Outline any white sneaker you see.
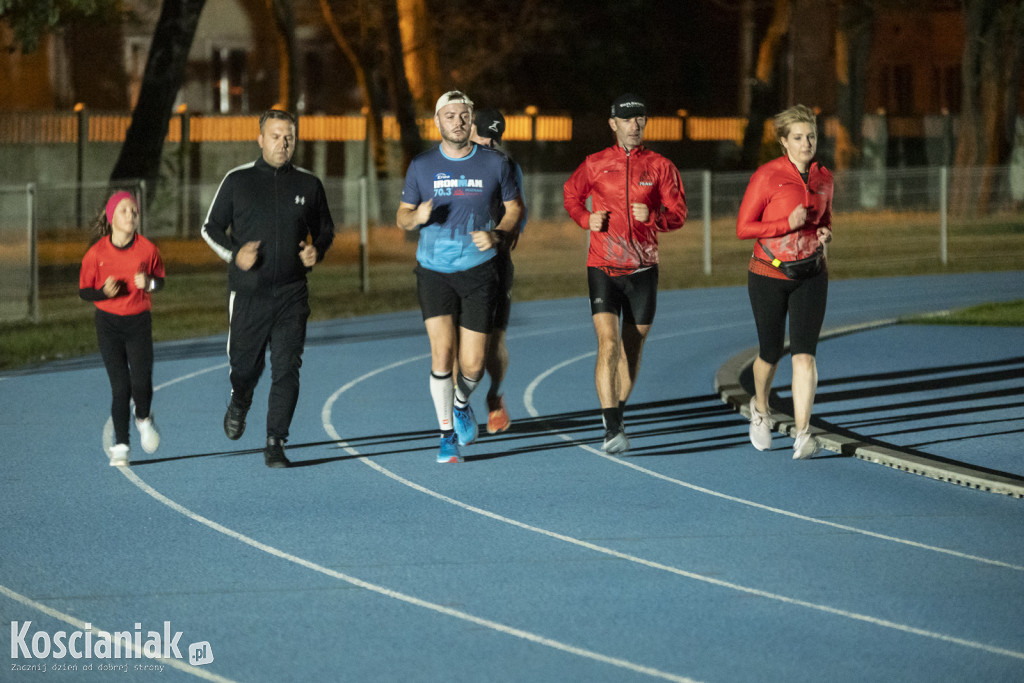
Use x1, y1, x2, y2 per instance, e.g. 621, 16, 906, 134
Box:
109, 443, 130, 467
793, 428, 821, 460
748, 397, 772, 451
602, 429, 630, 455
135, 415, 161, 454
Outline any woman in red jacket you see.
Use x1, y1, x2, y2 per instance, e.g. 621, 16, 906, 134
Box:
79, 191, 165, 466
736, 105, 833, 459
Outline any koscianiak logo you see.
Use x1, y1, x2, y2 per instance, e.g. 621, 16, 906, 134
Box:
10, 621, 213, 673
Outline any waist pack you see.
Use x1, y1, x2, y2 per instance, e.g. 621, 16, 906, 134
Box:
757, 241, 823, 280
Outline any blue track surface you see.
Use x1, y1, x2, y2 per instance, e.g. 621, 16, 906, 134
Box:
2, 272, 1023, 682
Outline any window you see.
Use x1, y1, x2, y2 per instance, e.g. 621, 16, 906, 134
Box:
212, 47, 248, 113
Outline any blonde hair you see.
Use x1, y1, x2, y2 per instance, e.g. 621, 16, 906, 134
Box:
773, 104, 817, 142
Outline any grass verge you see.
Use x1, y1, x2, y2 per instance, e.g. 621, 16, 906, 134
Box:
906, 300, 1024, 326
2, 215, 1022, 371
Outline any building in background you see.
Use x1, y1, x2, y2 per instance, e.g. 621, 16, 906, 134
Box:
0, 0, 352, 115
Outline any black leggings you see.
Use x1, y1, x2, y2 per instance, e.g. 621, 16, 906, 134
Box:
96, 309, 154, 446
747, 268, 828, 365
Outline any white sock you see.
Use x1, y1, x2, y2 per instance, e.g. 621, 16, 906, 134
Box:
430, 371, 454, 431
455, 372, 481, 408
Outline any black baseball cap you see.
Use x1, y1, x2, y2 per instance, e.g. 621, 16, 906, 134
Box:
473, 108, 506, 142
610, 93, 647, 119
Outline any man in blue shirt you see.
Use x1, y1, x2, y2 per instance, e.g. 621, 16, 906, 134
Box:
397, 91, 523, 463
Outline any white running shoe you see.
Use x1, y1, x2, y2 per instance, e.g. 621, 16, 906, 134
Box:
748, 397, 772, 451
602, 429, 630, 455
793, 428, 821, 460
135, 415, 161, 454
109, 443, 130, 467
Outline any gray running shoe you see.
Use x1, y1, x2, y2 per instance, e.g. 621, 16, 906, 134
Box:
748, 397, 772, 451
792, 428, 821, 460
602, 429, 630, 455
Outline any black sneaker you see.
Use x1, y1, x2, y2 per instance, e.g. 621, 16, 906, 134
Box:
264, 436, 290, 468
223, 395, 250, 440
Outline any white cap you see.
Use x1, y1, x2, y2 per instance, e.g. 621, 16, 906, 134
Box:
434, 90, 474, 115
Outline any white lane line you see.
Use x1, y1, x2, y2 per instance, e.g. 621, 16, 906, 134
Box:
116, 461, 699, 682
99, 358, 697, 683
523, 346, 1024, 573
155, 363, 230, 390
320, 358, 1024, 662
0, 584, 236, 682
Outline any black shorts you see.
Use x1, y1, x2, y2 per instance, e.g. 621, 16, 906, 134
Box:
416, 259, 499, 334
491, 247, 514, 331
747, 267, 829, 364
587, 265, 658, 325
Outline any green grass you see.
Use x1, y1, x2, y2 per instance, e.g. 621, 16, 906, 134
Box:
2, 213, 1022, 371
907, 299, 1024, 327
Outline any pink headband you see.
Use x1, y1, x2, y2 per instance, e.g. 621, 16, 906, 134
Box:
105, 191, 137, 225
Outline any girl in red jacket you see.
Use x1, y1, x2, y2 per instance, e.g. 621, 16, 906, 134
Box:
736, 105, 834, 460
79, 191, 165, 466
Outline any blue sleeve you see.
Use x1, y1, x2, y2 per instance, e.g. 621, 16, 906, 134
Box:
499, 157, 518, 203
515, 162, 528, 230
400, 158, 424, 206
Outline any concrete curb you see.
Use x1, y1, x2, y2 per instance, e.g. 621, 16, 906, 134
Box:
714, 319, 1024, 499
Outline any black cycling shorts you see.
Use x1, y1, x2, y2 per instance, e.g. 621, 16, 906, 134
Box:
416, 259, 498, 334
747, 267, 828, 364
587, 265, 658, 325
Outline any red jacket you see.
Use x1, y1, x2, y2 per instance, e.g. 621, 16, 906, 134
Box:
564, 144, 687, 275
736, 155, 833, 269
79, 234, 165, 316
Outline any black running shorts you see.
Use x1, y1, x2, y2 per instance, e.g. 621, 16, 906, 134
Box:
587, 265, 659, 325
491, 247, 514, 331
416, 259, 499, 334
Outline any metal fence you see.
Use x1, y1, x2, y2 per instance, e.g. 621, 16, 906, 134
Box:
2, 165, 1021, 323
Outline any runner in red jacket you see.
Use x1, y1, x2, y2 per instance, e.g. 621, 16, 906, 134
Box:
564, 93, 687, 454
79, 191, 165, 466
736, 104, 834, 460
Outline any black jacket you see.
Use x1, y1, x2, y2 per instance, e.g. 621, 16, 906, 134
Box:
202, 156, 335, 295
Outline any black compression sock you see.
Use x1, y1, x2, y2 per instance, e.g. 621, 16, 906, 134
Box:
602, 407, 622, 434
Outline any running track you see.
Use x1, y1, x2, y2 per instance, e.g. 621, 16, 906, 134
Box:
2, 272, 1022, 682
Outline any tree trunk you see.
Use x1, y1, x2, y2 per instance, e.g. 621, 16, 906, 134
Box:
109, 0, 206, 195
381, 0, 422, 173
834, 0, 874, 170
738, 0, 756, 117
267, 0, 298, 113
740, 0, 790, 169
317, 0, 388, 178
952, 0, 1024, 216
396, 0, 441, 112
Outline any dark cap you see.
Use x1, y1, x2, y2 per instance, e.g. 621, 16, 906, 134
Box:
610, 93, 646, 119
473, 108, 506, 142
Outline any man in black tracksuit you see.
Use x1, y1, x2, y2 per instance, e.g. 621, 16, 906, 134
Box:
201, 109, 335, 468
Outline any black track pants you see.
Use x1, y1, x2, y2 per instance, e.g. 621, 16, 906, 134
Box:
227, 281, 310, 440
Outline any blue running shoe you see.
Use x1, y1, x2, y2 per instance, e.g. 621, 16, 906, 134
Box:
437, 431, 463, 463
453, 404, 478, 446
